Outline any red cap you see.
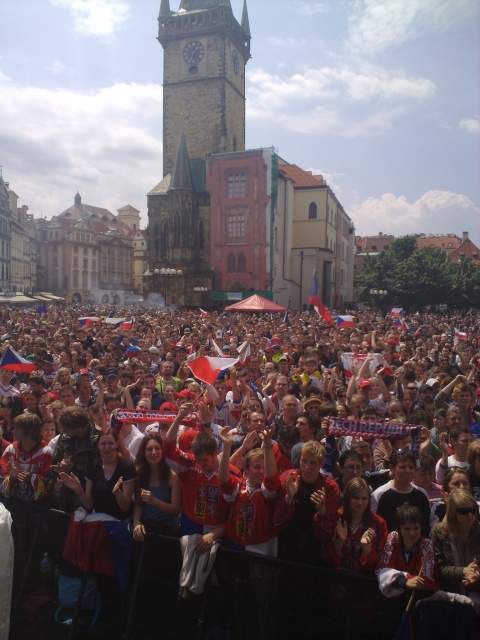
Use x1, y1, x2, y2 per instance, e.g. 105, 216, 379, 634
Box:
358, 378, 372, 389
159, 401, 178, 413
177, 389, 196, 400
178, 428, 198, 453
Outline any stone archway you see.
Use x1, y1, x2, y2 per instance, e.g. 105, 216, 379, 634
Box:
112, 294, 121, 305
101, 294, 109, 304
71, 292, 82, 304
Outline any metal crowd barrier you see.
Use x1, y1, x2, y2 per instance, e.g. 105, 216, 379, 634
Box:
3, 499, 404, 640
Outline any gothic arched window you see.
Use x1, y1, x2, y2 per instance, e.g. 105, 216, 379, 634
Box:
227, 253, 236, 273
237, 252, 246, 273
308, 202, 318, 220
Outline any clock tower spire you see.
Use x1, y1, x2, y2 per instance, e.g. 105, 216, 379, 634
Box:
158, 0, 250, 176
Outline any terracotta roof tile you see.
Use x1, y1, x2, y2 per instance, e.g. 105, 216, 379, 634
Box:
279, 163, 325, 189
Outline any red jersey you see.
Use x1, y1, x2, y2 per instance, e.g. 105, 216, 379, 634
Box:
0, 440, 52, 501
377, 530, 438, 597
222, 475, 280, 553
164, 440, 229, 530
327, 511, 388, 572
272, 442, 293, 474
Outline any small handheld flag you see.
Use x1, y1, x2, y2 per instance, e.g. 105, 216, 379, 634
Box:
79, 317, 100, 327
187, 355, 240, 385
335, 315, 356, 329
308, 295, 334, 325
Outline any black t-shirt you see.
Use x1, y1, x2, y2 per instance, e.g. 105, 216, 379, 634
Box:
86, 458, 136, 520
374, 482, 431, 536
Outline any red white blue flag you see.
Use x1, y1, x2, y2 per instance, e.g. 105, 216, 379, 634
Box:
0, 346, 37, 373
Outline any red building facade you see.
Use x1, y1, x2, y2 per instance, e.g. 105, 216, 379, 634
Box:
207, 149, 273, 295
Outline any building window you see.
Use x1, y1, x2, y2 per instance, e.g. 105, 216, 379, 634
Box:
237, 252, 247, 273
308, 202, 318, 219
226, 172, 247, 198
227, 253, 236, 273
225, 208, 247, 242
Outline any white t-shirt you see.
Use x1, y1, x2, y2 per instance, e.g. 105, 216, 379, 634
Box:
122, 425, 144, 460
435, 455, 469, 484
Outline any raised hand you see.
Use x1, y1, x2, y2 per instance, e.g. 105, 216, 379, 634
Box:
58, 471, 82, 494
242, 429, 260, 452
259, 427, 273, 448
310, 487, 327, 514
360, 527, 375, 554
439, 431, 449, 457
112, 475, 124, 495
220, 425, 235, 447
286, 471, 300, 503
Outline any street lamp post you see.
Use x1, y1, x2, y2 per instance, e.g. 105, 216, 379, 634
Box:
152, 268, 184, 306
369, 288, 388, 308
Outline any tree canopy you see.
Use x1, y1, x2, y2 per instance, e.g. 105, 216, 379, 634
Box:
355, 236, 480, 308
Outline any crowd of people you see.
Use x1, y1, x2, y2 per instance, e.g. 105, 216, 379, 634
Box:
0, 304, 479, 638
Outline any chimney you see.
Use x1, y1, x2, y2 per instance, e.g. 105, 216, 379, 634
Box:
462, 231, 469, 242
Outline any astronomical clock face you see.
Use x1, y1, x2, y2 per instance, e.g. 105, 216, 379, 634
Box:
183, 40, 205, 67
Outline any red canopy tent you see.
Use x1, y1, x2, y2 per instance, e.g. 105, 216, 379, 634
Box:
225, 294, 287, 313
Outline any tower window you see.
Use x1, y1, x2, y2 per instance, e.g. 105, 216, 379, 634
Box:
226, 172, 247, 198
308, 202, 318, 219
225, 208, 247, 242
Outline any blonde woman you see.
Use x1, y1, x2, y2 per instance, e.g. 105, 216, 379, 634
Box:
432, 488, 480, 610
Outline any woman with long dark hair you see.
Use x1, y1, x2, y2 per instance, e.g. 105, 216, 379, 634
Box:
328, 477, 387, 572
132, 435, 180, 541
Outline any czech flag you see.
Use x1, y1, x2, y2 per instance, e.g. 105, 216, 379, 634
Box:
126, 344, 142, 356
308, 295, 334, 325
120, 318, 134, 332
187, 355, 240, 385
79, 317, 100, 327
104, 317, 126, 326
336, 315, 356, 329
199, 308, 209, 317
454, 328, 468, 344
391, 307, 404, 318
393, 318, 408, 332
0, 346, 37, 373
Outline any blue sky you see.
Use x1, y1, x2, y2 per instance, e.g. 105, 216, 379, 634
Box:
0, 0, 479, 242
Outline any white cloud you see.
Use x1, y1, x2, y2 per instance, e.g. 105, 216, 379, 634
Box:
50, 0, 130, 37
47, 59, 70, 76
351, 190, 480, 243
298, 1, 328, 15
0, 73, 163, 224
347, 0, 478, 56
459, 117, 480, 135
247, 64, 434, 136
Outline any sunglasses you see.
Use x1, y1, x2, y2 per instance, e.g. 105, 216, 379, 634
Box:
456, 507, 478, 516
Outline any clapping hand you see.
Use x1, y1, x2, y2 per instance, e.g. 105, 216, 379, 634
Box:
286, 472, 300, 504
360, 528, 375, 555
310, 487, 326, 515
112, 476, 124, 495
58, 471, 82, 494
140, 489, 154, 505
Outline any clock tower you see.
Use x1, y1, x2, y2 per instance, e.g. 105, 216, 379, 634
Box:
158, 0, 251, 176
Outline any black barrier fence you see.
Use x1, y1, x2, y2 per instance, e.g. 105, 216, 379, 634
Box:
1, 499, 424, 640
